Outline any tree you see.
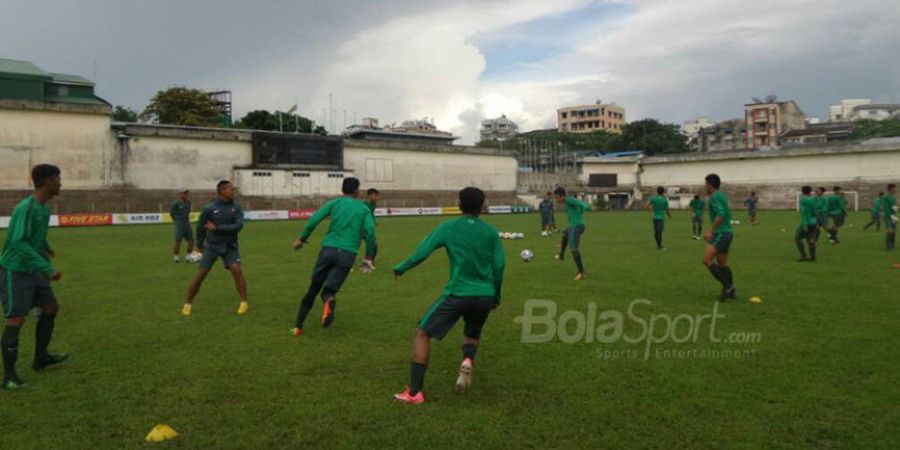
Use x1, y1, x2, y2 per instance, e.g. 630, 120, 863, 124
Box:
852, 117, 900, 140
232, 109, 326, 134
111, 105, 138, 122
608, 119, 688, 155
140, 87, 222, 127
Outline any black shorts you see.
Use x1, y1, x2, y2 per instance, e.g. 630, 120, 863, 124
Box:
310, 246, 357, 295
419, 295, 495, 340
1, 268, 58, 318
199, 242, 241, 270
795, 224, 817, 241
653, 218, 665, 234
748, 209, 757, 218
692, 215, 703, 226
564, 224, 585, 250
831, 214, 845, 227
174, 221, 193, 242
816, 213, 827, 227
710, 232, 733, 253
886, 216, 897, 231
541, 214, 555, 227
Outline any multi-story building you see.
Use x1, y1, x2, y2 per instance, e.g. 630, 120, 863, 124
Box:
557, 100, 625, 134
480, 114, 519, 141
744, 100, 806, 148
851, 104, 900, 121
342, 117, 458, 145
682, 116, 711, 141
691, 119, 746, 152
829, 99, 871, 122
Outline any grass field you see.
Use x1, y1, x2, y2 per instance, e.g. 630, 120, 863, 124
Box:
0, 210, 898, 449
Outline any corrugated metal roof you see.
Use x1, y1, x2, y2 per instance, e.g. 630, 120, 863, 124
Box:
0, 58, 52, 81
50, 72, 94, 86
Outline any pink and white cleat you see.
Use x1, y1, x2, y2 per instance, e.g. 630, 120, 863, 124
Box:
393, 387, 425, 404
455, 357, 473, 393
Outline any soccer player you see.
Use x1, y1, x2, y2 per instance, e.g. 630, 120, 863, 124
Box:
553, 187, 591, 281
702, 174, 736, 301
363, 188, 380, 263
647, 186, 672, 249
744, 192, 759, 226
814, 187, 828, 240
796, 186, 819, 262
539, 192, 556, 235
1, 164, 68, 390
392, 187, 504, 404
291, 177, 375, 335
826, 186, 846, 244
884, 183, 897, 250
689, 194, 705, 239
170, 189, 194, 263
863, 192, 883, 231
181, 180, 248, 316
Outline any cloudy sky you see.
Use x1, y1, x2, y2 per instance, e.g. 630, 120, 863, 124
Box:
2, 0, 898, 143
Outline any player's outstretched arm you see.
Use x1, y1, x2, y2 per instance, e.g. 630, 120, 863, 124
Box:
298, 199, 334, 243
393, 225, 446, 276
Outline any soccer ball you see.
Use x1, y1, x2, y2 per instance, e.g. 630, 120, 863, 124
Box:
520, 249, 534, 262
514, 233, 524, 240
502, 232, 511, 240
541, 231, 549, 237
498, 231, 504, 238
186, 252, 202, 263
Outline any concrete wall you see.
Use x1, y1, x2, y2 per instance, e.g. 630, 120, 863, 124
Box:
343, 141, 517, 192
579, 158, 639, 186
125, 135, 251, 190
234, 169, 352, 197
0, 103, 117, 189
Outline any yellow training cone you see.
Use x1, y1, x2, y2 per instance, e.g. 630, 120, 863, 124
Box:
145, 424, 178, 442
749, 296, 762, 303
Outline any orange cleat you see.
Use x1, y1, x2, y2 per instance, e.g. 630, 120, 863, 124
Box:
291, 327, 303, 337
575, 272, 585, 281
455, 357, 473, 393
393, 387, 425, 404
321, 298, 335, 328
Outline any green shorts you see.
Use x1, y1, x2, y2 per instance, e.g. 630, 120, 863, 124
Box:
1, 268, 58, 318
710, 232, 733, 253
419, 295, 495, 341
199, 243, 241, 270
174, 221, 193, 242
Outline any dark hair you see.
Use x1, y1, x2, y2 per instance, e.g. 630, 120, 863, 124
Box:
802, 185, 812, 194
888, 183, 896, 190
656, 186, 664, 195
342, 177, 360, 194
216, 180, 232, 193
833, 186, 841, 192
32, 164, 61, 188
705, 174, 721, 189
817, 187, 826, 193
878, 191, 884, 196
553, 187, 566, 197
545, 191, 552, 196
694, 194, 700, 199
366, 188, 379, 196
751, 191, 756, 196
459, 187, 485, 215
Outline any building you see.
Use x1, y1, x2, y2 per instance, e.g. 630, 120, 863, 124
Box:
342, 117, 459, 145
781, 122, 854, 145
207, 90, 232, 126
557, 100, 625, 134
480, 114, 519, 141
0, 57, 109, 108
692, 119, 746, 152
744, 99, 806, 148
682, 116, 711, 140
829, 99, 871, 122
852, 104, 900, 121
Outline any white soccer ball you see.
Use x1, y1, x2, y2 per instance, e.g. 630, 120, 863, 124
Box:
541, 231, 549, 237
515, 232, 524, 239
893, 205, 898, 212
498, 231, 504, 238
502, 232, 511, 240
187, 252, 202, 263
520, 249, 534, 262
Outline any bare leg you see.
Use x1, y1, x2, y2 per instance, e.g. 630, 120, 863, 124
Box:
186, 240, 195, 254
173, 240, 181, 256
229, 263, 248, 302
185, 268, 210, 305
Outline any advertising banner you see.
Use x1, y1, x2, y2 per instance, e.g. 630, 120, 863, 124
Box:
58, 213, 113, 227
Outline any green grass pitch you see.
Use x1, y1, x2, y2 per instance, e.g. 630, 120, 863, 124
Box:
1, 210, 898, 448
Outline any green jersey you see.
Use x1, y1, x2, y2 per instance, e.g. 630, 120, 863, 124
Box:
827, 194, 845, 216
0, 196, 55, 276
563, 196, 591, 226
799, 195, 818, 226
871, 197, 882, 215
815, 195, 828, 214
650, 195, 669, 220
300, 196, 376, 257
689, 198, 705, 217
170, 199, 191, 223
394, 215, 505, 302
363, 199, 377, 224
883, 194, 897, 218
708, 191, 733, 234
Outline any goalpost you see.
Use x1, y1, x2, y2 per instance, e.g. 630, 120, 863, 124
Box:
796, 191, 858, 212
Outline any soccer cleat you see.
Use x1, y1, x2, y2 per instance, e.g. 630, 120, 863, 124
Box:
173, 255, 180, 263
181, 303, 192, 316
393, 387, 425, 404
32, 353, 69, 371
321, 298, 335, 328
2, 377, 24, 390
291, 327, 303, 337
718, 286, 737, 302
574, 273, 585, 281
237, 301, 249, 315
455, 357, 473, 393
